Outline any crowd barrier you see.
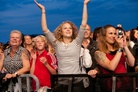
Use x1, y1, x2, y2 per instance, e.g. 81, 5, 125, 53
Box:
51, 72, 138, 92
6, 73, 138, 92
8, 74, 40, 92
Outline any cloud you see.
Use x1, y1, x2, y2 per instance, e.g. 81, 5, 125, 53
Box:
0, 0, 138, 43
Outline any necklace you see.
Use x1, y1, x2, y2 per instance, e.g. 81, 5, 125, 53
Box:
62, 42, 69, 49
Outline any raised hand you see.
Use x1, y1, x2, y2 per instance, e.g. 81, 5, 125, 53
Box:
34, 0, 48, 33
34, 0, 45, 11
115, 36, 124, 48
84, 0, 90, 5
40, 57, 48, 66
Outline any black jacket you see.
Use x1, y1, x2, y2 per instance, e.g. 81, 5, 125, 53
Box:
132, 42, 138, 66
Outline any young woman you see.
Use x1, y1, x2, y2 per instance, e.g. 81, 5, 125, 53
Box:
94, 25, 135, 92
129, 28, 138, 49
23, 35, 34, 53
34, 0, 90, 91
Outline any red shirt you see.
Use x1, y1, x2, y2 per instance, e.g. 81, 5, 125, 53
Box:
99, 52, 127, 74
30, 50, 57, 89
99, 51, 130, 91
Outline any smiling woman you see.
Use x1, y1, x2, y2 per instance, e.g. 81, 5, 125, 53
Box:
34, 0, 90, 91
0, 30, 30, 91
93, 24, 135, 92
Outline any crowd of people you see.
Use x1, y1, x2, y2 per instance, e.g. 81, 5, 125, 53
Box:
0, 0, 138, 92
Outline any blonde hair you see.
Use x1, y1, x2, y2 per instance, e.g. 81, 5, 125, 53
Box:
33, 35, 48, 48
54, 21, 78, 42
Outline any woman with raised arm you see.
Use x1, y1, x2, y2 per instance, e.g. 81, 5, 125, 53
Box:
34, 0, 90, 92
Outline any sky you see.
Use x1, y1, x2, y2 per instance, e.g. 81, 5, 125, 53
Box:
0, 0, 138, 43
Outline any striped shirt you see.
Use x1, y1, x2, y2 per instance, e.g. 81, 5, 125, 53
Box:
44, 26, 86, 74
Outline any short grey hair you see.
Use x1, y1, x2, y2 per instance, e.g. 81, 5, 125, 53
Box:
10, 30, 23, 39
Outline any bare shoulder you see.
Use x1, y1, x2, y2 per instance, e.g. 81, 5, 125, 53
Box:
21, 49, 30, 60
94, 50, 106, 62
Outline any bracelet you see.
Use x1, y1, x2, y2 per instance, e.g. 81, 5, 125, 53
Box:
117, 47, 123, 52
14, 72, 19, 77
42, 12, 45, 14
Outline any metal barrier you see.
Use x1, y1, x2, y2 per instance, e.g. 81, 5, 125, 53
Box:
8, 74, 40, 92
51, 72, 138, 92
6, 73, 138, 92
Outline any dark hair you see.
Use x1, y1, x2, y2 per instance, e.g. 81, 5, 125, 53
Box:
130, 28, 138, 43
93, 27, 102, 41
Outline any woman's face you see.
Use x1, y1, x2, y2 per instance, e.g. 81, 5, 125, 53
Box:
24, 35, 32, 45
134, 30, 138, 39
105, 27, 116, 45
61, 23, 73, 39
84, 25, 91, 39
10, 33, 22, 47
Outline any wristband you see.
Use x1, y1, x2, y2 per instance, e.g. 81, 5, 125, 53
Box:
42, 12, 45, 14
117, 48, 123, 52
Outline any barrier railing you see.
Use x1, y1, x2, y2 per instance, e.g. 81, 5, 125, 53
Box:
8, 74, 40, 92
51, 72, 138, 92
6, 73, 138, 92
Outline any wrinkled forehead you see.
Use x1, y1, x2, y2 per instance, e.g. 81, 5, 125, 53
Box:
10, 30, 22, 39
10, 32, 22, 38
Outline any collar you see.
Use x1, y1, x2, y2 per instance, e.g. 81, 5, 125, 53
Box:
6, 46, 22, 55
36, 49, 48, 56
